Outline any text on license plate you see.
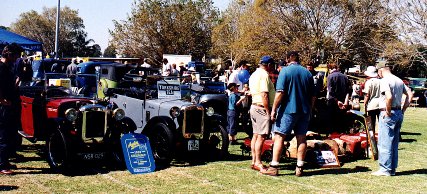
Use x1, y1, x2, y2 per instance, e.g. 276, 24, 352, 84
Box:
188, 140, 199, 151
78, 152, 105, 160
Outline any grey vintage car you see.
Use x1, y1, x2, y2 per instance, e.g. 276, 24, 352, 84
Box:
107, 76, 229, 168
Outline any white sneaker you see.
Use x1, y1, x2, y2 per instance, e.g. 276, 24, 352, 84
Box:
371, 170, 391, 176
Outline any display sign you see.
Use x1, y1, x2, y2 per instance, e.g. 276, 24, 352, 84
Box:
121, 133, 156, 174
157, 80, 181, 99
48, 78, 71, 88
315, 150, 340, 168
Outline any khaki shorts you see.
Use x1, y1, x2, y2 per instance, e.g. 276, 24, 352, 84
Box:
250, 105, 270, 135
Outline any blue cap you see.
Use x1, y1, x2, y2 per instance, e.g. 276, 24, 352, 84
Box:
260, 56, 274, 65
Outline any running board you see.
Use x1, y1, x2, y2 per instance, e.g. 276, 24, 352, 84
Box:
18, 130, 37, 143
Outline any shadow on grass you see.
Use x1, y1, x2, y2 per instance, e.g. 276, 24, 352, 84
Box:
399, 139, 417, 143
396, 168, 427, 176
0, 185, 19, 191
400, 132, 422, 136
279, 166, 371, 176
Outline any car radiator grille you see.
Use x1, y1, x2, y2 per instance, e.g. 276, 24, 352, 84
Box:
183, 107, 204, 135
82, 111, 107, 138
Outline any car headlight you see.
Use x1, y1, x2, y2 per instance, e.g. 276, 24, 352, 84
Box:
65, 108, 78, 122
170, 107, 180, 118
206, 107, 214, 116
112, 108, 125, 121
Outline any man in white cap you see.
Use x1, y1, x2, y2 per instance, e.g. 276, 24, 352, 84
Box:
363, 66, 381, 135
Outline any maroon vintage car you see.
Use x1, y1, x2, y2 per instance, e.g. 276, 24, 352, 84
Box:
18, 74, 134, 173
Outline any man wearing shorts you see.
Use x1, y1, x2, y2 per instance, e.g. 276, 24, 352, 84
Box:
261, 51, 315, 176
248, 56, 275, 171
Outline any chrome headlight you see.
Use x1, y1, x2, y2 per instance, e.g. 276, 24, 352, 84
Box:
112, 108, 125, 121
206, 107, 214, 116
65, 108, 78, 122
170, 106, 180, 118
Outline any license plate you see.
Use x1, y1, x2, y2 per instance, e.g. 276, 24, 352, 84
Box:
78, 152, 105, 160
188, 140, 199, 151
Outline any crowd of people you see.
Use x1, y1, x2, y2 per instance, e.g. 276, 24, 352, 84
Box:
224, 51, 411, 177
0, 43, 414, 177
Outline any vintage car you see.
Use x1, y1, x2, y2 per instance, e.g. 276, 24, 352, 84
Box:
18, 73, 133, 173
31, 59, 71, 86
105, 73, 229, 168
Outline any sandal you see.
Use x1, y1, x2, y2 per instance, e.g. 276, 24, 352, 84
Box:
251, 164, 267, 171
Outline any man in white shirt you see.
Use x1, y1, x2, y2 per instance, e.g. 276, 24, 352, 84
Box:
228, 61, 250, 91
140, 58, 151, 68
162, 58, 171, 76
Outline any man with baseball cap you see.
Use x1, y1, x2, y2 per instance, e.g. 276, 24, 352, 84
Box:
248, 56, 275, 171
261, 51, 315, 176
372, 63, 410, 176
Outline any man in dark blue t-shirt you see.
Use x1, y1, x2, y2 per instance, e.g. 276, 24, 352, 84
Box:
326, 63, 352, 133
261, 51, 315, 177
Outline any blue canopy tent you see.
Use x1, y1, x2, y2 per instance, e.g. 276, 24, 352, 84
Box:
0, 28, 43, 52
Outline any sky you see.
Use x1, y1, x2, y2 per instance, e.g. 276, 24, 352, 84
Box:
0, 0, 231, 52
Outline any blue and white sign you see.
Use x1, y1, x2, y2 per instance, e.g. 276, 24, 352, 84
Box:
121, 133, 156, 174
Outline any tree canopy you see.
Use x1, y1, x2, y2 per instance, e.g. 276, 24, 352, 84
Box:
10, 6, 100, 57
110, 0, 219, 65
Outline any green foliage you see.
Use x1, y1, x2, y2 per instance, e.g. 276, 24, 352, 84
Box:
103, 44, 117, 58
110, 0, 219, 64
10, 6, 96, 57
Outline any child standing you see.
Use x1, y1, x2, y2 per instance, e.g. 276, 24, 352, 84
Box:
227, 83, 245, 145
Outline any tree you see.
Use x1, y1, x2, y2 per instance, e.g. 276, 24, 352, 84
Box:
103, 44, 117, 57
11, 6, 94, 57
110, 0, 219, 65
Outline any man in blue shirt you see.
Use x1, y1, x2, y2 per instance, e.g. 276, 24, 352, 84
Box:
261, 51, 315, 177
326, 63, 352, 133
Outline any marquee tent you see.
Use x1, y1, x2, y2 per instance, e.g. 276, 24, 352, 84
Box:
0, 28, 42, 51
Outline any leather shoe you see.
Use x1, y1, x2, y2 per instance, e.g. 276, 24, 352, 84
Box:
0, 169, 14, 175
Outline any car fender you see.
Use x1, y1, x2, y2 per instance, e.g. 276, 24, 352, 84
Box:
144, 116, 176, 134
205, 113, 226, 132
45, 118, 74, 140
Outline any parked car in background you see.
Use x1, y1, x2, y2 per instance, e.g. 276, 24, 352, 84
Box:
32, 59, 70, 86
407, 77, 427, 106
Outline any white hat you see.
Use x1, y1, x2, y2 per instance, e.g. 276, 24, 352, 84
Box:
364, 66, 378, 78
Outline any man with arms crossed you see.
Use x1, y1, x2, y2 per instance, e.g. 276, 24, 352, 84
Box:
248, 56, 275, 171
261, 51, 315, 176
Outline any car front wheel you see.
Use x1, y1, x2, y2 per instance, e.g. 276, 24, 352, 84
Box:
143, 123, 174, 169
204, 124, 229, 160
46, 129, 71, 173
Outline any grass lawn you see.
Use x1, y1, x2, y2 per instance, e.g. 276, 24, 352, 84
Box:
1, 107, 426, 193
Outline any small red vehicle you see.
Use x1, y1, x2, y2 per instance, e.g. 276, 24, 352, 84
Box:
18, 73, 134, 173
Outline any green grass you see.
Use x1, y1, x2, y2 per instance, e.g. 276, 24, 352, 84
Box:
2, 108, 427, 193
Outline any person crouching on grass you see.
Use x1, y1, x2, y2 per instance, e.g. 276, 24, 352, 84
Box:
227, 83, 246, 145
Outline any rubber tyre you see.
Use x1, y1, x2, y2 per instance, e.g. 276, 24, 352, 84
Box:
46, 129, 71, 173
143, 123, 174, 169
204, 124, 229, 160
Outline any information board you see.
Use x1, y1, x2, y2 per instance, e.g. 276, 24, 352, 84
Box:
315, 150, 341, 168
121, 133, 156, 174
157, 80, 181, 99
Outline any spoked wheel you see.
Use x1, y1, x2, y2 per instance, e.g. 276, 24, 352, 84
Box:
204, 124, 229, 160
143, 123, 174, 169
46, 129, 71, 173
